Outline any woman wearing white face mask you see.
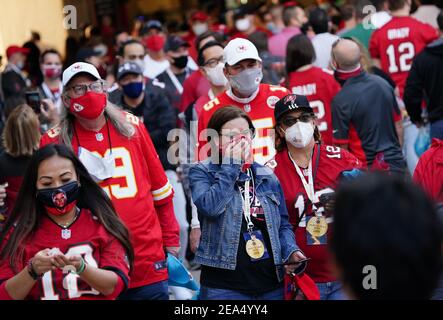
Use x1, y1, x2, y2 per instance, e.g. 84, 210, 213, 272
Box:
267, 94, 363, 300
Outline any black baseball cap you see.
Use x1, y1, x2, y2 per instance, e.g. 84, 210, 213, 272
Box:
164, 36, 190, 52
117, 61, 143, 81
274, 94, 313, 121
76, 47, 102, 62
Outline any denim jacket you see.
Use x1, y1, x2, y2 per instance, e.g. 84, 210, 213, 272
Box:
189, 160, 302, 282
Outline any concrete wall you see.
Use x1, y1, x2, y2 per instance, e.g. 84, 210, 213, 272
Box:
0, 0, 67, 61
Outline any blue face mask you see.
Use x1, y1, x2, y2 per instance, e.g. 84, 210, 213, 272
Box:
122, 82, 144, 99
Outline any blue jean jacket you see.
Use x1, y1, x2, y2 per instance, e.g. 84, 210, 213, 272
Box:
189, 160, 301, 282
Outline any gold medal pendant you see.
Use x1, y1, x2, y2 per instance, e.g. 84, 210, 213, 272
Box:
306, 216, 328, 238
246, 238, 265, 259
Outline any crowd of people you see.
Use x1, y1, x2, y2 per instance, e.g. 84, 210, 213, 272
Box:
0, 0, 442, 300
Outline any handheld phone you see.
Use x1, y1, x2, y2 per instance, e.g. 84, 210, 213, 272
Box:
25, 91, 42, 114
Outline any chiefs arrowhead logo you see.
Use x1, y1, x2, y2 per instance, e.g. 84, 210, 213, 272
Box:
236, 45, 248, 53
73, 103, 84, 112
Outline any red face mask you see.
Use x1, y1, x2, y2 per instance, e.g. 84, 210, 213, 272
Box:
145, 34, 165, 52
45, 201, 77, 217
43, 66, 62, 78
69, 91, 107, 120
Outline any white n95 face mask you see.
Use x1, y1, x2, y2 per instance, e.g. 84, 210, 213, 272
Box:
236, 18, 251, 32
285, 122, 314, 148
205, 62, 228, 87
78, 147, 115, 182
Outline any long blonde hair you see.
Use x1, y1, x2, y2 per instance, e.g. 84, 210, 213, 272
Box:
58, 98, 135, 147
3, 105, 41, 157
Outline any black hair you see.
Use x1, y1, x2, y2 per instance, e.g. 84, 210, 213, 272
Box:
0, 144, 134, 272
331, 173, 443, 299
39, 49, 62, 64
118, 39, 144, 57
286, 34, 316, 73
197, 41, 224, 66
438, 10, 443, 31
195, 31, 225, 50
247, 31, 269, 53
309, 7, 329, 34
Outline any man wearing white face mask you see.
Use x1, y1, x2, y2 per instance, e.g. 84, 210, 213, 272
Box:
194, 41, 228, 116
267, 94, 362, 300
40, 62, 180, 300
197, 38, 290, 165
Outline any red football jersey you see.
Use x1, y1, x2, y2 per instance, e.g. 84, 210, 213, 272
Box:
287, 67, 341, 145
40, 112, 179, 288
369, 16, 438, 97
197, 84, 290, 164
0, 209, 129, 300
413, 138, 443, 203
268, 144, 361, 283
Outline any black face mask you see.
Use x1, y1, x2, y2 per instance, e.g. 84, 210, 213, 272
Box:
172, 55, 188, 69
36, 181, 80, 216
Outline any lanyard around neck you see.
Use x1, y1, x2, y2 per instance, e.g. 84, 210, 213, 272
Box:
239, 168, 255, 231
166, 68, 187, 94
288, 149, 319, 207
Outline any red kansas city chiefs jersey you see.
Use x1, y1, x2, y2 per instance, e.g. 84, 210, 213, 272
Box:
197, 84, 290, 164
41, 112, 179, 288
287, 67, 341, 145
0, 209, 129, 300
268, 144, 361, 282
369, 16, 438, 97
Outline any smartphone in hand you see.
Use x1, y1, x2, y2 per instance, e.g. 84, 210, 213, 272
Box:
25, 91, 42, 114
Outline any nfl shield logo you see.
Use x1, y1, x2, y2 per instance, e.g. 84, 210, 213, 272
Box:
61, 229, 71, 240
95, 133, 104, 141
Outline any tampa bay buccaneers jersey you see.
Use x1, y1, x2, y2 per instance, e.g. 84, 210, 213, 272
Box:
369, 16, 438, 97
40, 112, 179, 288
267, 143, 361, 282
197, 84, 290, 164
287, 67, 341, 145
0, 209, 129, 300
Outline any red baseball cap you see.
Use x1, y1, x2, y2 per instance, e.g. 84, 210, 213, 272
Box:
283, 1, 299, 8
191, 11, 209, 22
6, 45, 30, 59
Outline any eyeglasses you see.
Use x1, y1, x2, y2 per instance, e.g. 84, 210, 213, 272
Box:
67, 81, 107, 96
281, 114, 313, 127
204, 55, 224, 68
220, 128, 255, 140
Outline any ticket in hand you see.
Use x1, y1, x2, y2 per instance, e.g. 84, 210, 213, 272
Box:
48, 248, 63, 257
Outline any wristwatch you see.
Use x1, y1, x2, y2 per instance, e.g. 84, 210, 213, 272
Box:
27, 259, 42, 280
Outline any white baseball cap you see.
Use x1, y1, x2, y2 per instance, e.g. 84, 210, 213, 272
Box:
223, 38, 262, 66
62, 62, 102, 87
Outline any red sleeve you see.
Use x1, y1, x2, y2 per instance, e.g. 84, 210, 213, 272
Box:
369, 31, 380, 59
99, 238, 129, 284
0, 229, 18, 300
138, 123, 180, 247
413, 150, 432, 196
180, 76, 198, 113
341, 147, 365, 170
422, 23, 439, 45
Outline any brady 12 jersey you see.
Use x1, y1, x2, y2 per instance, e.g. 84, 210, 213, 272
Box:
40, 112, 179, 289
287, 67, 341, 145
0, 209, 129, 300
267, 143, 361, 283
197, 84, 290, 164
369, 16, 438, 97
